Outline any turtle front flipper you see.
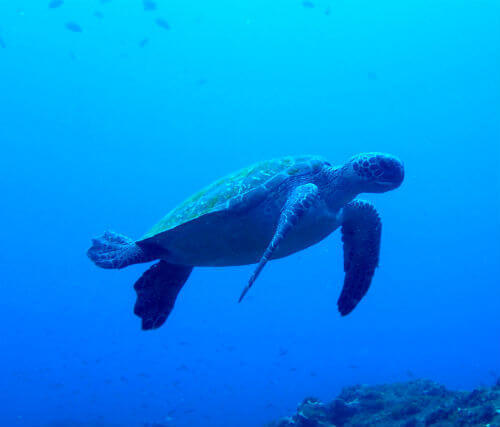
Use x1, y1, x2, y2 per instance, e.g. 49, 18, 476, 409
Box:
133, 261, 193, 330
238, 183, 319, 302
338, 200, 382, 316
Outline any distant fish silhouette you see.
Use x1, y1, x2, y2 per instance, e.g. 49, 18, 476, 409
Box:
143, 0, 157, 11
65, 22, 82, 32
302, 1, 315, 8
94, 11, 104, 19
139, 38, 149, 47
156, 18, 170, 30
279, 347, 288, 357
50, 382, 64, 389
48, 0, 63, 8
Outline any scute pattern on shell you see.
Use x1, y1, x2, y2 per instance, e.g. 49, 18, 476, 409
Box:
142, 155, 325, 238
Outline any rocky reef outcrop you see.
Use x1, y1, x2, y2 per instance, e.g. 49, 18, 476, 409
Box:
268, 379, 500, 427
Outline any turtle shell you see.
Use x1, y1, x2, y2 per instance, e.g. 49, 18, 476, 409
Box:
141, 155, 327, 239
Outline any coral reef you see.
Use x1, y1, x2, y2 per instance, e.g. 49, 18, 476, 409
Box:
268, 379, 500, 427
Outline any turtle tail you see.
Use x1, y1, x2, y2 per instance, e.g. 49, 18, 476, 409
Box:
87, 231, 155, 269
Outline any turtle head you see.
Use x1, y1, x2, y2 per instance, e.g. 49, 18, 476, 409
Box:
343, 152, 404, 193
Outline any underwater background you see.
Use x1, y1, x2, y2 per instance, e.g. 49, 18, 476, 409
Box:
1, 0, 499, 426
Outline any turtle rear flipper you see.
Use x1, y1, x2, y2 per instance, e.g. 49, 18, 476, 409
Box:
87, 231, 157, 269
134, 261, 193, 330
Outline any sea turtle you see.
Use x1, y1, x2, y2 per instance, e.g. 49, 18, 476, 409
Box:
88, 152, 404, 330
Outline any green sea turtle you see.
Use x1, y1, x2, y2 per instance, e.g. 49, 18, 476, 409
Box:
88, 152, 404, 330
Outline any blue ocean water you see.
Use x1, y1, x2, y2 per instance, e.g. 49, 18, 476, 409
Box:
1, 0, 499, 426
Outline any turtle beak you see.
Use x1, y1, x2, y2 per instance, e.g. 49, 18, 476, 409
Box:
377, 157, 404, 188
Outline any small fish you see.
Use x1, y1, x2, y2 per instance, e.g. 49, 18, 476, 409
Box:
48, 0, 63, 8
325, 7, 331, 15
143, 0, 157, 11
302, 1, 315, 8
50, 382, 64, 389
65, 22, 82, 32
139, 38, 149, 47
156, 18, 170, 30
93, 11, 104, 19
278, 347, 288, 357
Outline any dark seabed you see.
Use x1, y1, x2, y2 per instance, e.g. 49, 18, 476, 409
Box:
0, 0, 499, 426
